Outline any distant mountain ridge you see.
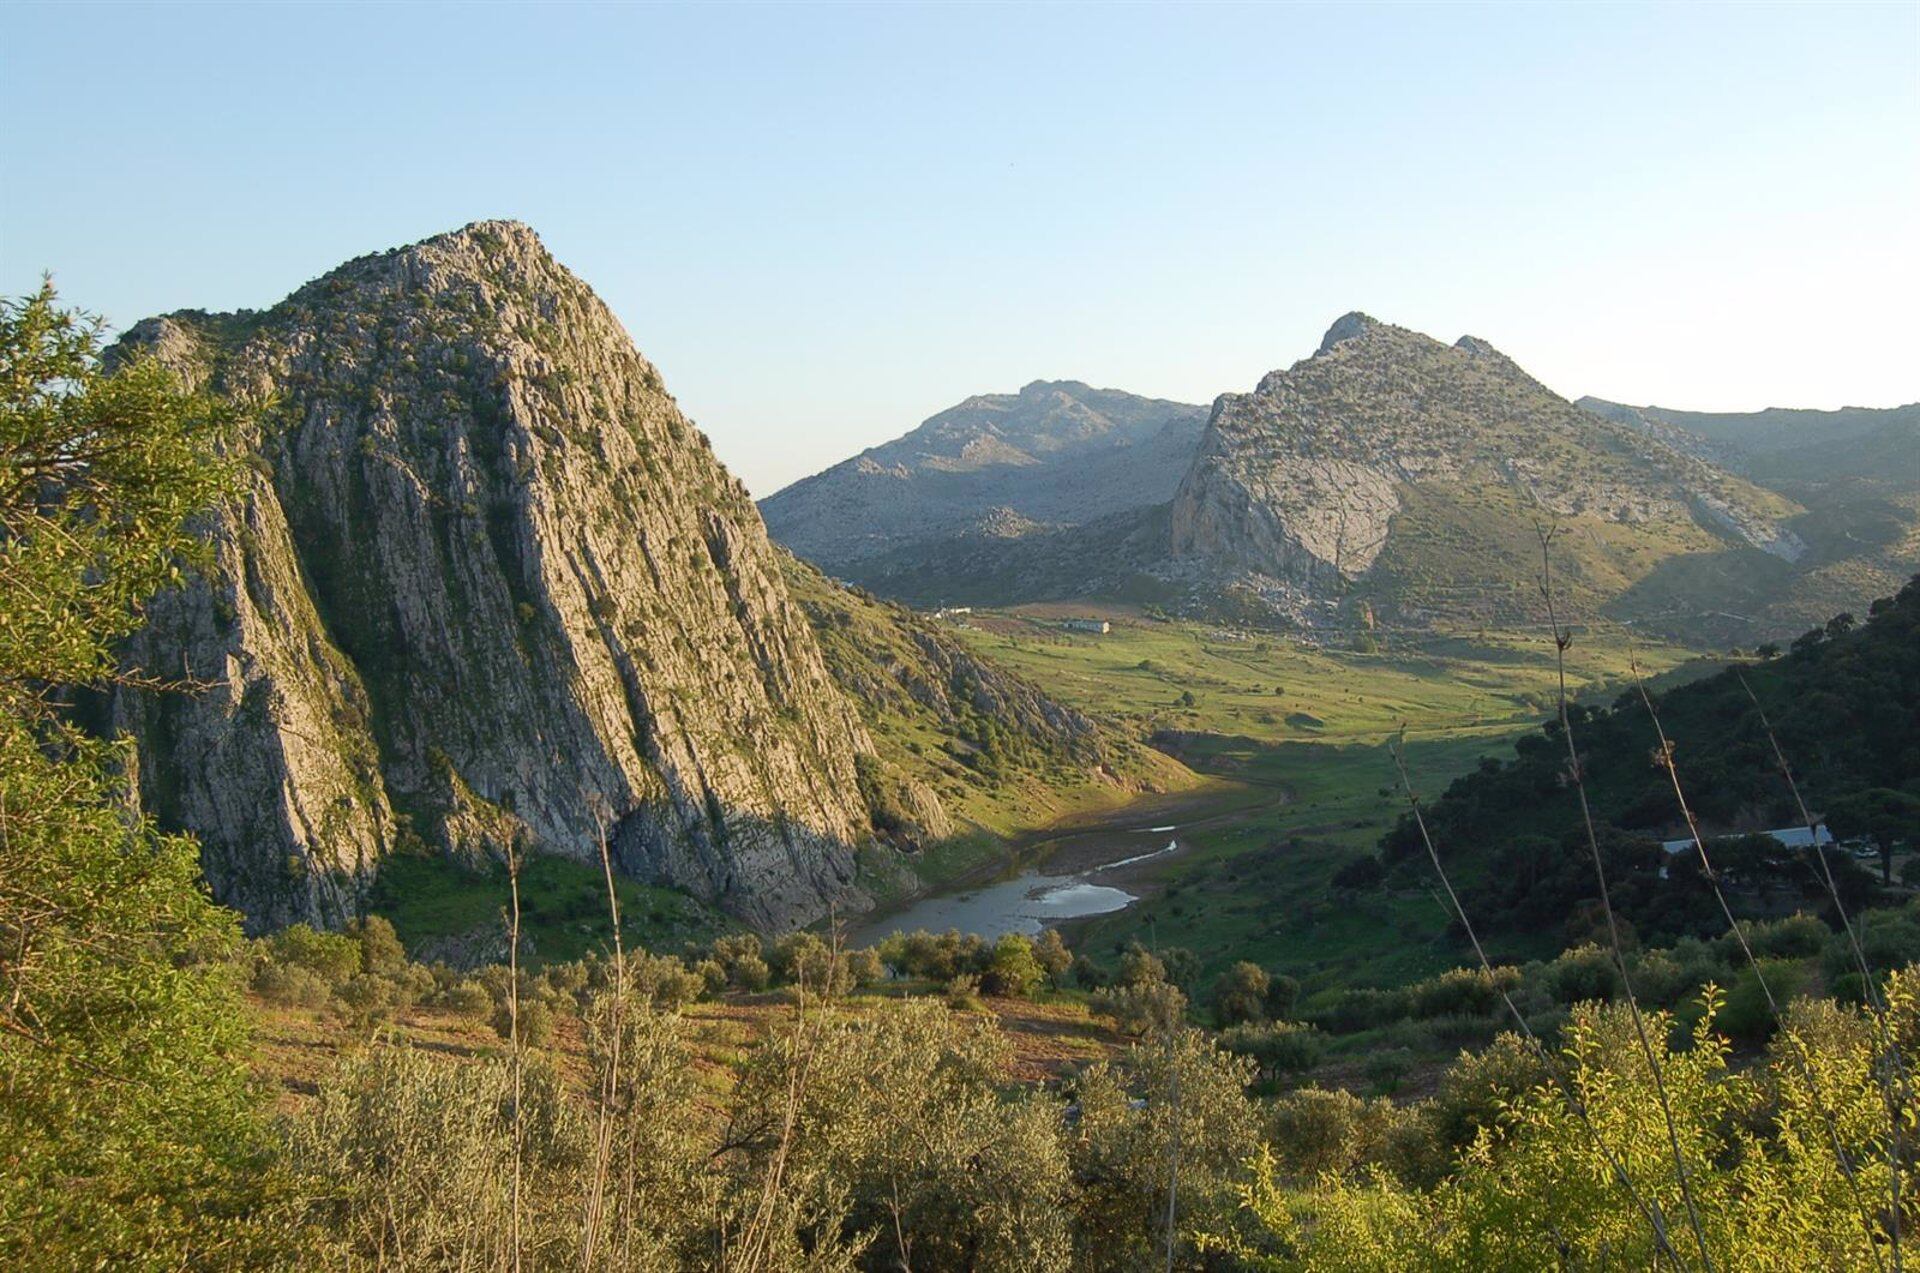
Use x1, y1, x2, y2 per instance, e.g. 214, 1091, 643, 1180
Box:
760, 380, 1206, 570
1579, 398, 1920, 486
774, 314, 1902, 641
1575, 397, 1920, 638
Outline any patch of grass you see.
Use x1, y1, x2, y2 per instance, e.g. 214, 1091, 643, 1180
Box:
948, 609, 1700, 747
1067, 734, 1552, 994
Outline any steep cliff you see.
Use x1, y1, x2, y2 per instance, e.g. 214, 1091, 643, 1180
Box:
113, 222, 887, 932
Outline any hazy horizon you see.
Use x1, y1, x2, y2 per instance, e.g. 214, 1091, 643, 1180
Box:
4, 1, 1915, 495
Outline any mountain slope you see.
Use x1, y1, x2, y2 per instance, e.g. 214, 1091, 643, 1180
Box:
1169, 314, 1802, 630
1375, 575, 1920, 942
1579, 398, 1920, 485
111, 222, 889, 932
780, 553, 1184, 841
760, 380, 1205, 574
1580, 398, 1920, 639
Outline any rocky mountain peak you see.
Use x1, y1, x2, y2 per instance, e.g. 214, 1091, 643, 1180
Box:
1171, 314, 1800, 625
112, 222, 897, 933
1316, 310, 1382, 355
762, 381, 1206, 573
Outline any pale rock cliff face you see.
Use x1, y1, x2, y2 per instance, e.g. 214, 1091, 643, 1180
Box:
116, 442, 397, 932
1169, 313, 1798, 617
114, 221, 888, 932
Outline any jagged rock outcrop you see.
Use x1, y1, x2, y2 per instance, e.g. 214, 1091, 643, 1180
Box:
1168, 313, 1801, 625
113, 221, 890, 932
762, 380, 1206, 573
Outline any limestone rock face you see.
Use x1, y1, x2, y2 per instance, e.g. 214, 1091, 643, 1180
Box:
1169, 314, 1798, 623
116, 442, 396, 932
114, 221, 887, 932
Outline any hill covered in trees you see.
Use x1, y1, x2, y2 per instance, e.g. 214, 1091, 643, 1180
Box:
1373, 575, 1920, 945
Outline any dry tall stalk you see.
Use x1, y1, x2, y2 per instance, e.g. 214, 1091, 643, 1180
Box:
1537, 525, 1713, 1270
725, 925, 839, 1271
1630, 656, 1889, 1269
582, 807, 625, 1271
1390, 732, 1688, 1267
1736, 670, 1909, 1269
507, 838, 525, 1273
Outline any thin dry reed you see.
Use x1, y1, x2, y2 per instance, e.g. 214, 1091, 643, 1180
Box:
1736, 671, 1909, 1269
1390, 732, 1689, 1267
582, 808, 625, 1270
507, 838, 525, 1273
1536, 525, 1714, 1271
1630, 655, 1889, 1268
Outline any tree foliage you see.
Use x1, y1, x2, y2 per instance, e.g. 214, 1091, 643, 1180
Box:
0, 285, 275, 1264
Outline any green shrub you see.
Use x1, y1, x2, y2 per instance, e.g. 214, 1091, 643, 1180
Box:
347, 915, 408, 977
844, 947, 885, 988
983, 934, 1044, 998
944, 973, 983, 1010
1266, 1087, 1412, 1184
1092, 980, 1187, 1037
1408, 967, 1517, 1019
252, 961, 334, 1009
493, 998, 557, 1047
1716, 959, 1808, 1043
442, 979, 492, 1017
1218, 1020, 1325, 1077
1212, 961, 1271, 1026
338, 973, 401, 1028
1739, 913, 1829, 960
268, 923, 362, 985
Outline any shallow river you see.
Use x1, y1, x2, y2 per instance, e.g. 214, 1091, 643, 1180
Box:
853, 828, 1180, 944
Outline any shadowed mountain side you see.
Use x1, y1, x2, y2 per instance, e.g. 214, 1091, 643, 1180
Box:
780, 552, 1189, 831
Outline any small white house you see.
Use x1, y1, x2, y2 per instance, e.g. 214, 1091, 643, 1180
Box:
1060, 618, 1110, 635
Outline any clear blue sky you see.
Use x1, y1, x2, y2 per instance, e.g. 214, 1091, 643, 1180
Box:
4, 2, 1915, 495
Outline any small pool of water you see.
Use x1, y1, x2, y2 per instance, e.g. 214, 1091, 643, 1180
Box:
854, 837, 1178, 943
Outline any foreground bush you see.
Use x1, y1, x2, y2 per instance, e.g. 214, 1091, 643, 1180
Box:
1206, 986, 1913, 1270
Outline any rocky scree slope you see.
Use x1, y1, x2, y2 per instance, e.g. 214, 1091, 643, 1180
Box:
111, 222, 908, 934
760, 380, 1205, 576
1168, 314, 1802, 628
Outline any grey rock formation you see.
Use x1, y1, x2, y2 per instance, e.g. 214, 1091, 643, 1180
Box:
113, 221, 891, 932
1579, 397, 1920, 486
1169, 315, 1799, 624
